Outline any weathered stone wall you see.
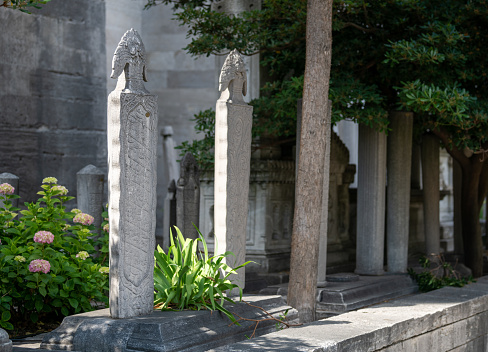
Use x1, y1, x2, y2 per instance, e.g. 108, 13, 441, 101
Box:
0, 1, 106, 203
216, 276, 488, 351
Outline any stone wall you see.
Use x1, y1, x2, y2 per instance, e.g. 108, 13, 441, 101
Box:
0, 1, 106, 203
216, 276, 488, 351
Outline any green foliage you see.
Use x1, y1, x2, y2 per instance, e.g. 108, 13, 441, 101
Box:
0, 180, 108, 332
1, 0, 51, 12
149, 0, 488, 152
407, 256, 475, 293
154, 226, 251, 324
175, 109, 215, 169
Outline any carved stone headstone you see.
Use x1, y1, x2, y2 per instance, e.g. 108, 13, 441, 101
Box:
162, 126, 179, 249
176, 152, 200, 239
0, 172, 19, 209
214, 49, 253, 292
76, 165, 104, 234
107, 29, 158, 319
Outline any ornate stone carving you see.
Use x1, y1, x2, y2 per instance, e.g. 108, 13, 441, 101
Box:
110, 28, 148, 94
108, 29, 157, 319
218, 49, 247, 104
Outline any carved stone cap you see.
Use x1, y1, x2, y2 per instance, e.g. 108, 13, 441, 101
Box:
219, 49, 247, 103
110, 28, 149, 94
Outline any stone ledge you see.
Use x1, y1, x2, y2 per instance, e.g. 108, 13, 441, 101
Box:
40, 295, 297, 352
214, 276, 488, 351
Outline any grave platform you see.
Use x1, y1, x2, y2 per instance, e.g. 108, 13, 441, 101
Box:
38, 295, 297, 352
260, 273, 418, 319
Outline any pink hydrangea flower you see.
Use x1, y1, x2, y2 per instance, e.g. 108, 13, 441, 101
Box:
33, 231, 54, 244
0, 183, 14, 195
52, 185, 68, 195
28, 259, 51, 274
73, 213, 94, 226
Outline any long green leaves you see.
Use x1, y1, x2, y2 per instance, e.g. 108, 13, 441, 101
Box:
154, 226, 252, 324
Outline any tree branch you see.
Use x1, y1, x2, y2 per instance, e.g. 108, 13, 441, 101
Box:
431, 127, 469, 169
342, 22, 377, 33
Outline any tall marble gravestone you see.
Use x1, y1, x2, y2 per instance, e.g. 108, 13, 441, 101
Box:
214, 50, 253, 291
176, 152, 200, 239
107, 29, 158, 318
162, 126, 179, 249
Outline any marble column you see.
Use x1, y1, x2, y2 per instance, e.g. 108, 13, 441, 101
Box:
356, 124, 387, 275
386, 111, 413, 273
77, 165, 105, 233
421, 133, 440, 256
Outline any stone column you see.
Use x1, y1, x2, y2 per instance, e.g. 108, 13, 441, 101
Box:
356, 124, 387, 275
212, 0, 261, 102
421, 133, 440, 256
162, 126, 180, 248
176, 152, 200, 239
0, 328, 12, 352
108, 29, 158, 318
0, 173, 19, 209
214, 50, 253, 292
76, 165, 105, 233
386, 111, 413, 273
317, 101, 332, 286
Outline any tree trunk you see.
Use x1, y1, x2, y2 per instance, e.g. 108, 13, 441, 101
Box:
433, 127, 488, 277
461, 159, 485, 277
287, 0, 333, 324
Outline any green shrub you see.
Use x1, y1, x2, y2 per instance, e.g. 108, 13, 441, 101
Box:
0, 178, 108, 333
408, 255, 474, 292
154, 226, 250, 324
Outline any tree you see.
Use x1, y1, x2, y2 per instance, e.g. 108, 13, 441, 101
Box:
1, 0, 51, 12
287, 0, 333, 323
147, 0, 488, 277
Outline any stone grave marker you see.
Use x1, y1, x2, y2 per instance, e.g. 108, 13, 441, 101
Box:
214, 49, 253, 292
176, 152, 200, 239
76, 165, 104, 233
107, 28, 158, 319
0, 173, 19, 209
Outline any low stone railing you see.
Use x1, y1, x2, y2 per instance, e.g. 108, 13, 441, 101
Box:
215, 276, 488, 351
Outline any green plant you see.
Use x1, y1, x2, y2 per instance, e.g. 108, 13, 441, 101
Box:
153, 226, 251, 324
407, 255, 475, 293
1, 0, 51, 12
0, 178, 109, 333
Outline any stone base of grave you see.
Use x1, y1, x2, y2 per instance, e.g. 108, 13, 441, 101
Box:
40, 296, 297, 352
260, 274, 417, 320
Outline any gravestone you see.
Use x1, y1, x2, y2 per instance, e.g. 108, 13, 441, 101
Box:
162, 126, 179, 248
176, 152, 200, 239
0, 328, 12, 352
76, 165, 104, 233
107, 28, 158, 319
0, 173, 19, 209
214, 49, 253, 292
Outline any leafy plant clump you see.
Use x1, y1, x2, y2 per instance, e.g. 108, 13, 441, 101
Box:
154, 226, 250, 324
0, 178, 109, 333
407, 255, 475, 293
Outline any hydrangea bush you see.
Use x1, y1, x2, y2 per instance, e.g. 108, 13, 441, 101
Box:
0, 178, 109, 332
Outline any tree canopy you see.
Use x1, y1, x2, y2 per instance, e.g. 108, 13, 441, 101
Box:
1, 0, 51, 12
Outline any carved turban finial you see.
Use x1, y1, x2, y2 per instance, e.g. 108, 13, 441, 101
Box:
219, 49, 247, 103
